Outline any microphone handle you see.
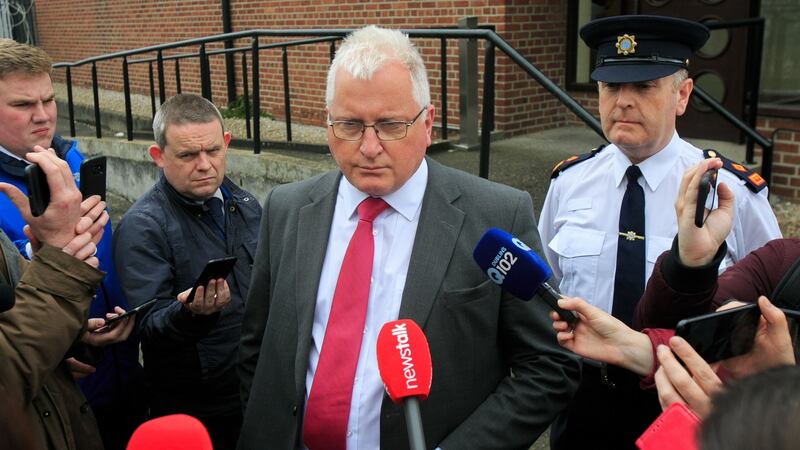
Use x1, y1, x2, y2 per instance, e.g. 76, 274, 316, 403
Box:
537, 282, 578, 325
403, 396, 426, 450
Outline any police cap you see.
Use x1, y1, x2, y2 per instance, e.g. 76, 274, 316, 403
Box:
580, 15, 710, 83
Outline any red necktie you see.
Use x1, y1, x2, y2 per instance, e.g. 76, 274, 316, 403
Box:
303, 197, 389, 450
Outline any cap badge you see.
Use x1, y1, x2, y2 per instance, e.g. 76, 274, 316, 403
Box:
616, 34, 637, 55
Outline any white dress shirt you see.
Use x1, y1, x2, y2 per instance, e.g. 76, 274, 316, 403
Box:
305, 159, 428, 450
538, 132, 781, 313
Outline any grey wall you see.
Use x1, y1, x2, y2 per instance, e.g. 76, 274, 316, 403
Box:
76, 137, 336, 205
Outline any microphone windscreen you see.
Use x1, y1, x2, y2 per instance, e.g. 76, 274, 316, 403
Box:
472, 228, 552, 300
126, 414, 212, 450
0, 281, 14, 313
376, 319, 432, 404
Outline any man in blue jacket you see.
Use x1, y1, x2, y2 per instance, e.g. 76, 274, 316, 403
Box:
0, 38, 145, 449
113, 94, 262, 450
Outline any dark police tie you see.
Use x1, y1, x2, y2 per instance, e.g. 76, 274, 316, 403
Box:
204, 197, 225, 239
612, 165, 645, 325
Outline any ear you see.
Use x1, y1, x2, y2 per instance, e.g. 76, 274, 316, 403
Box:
223, 131, 232, 148
675, 77, 693, 117
424, 104, 435, 148
149, 145, 165, 168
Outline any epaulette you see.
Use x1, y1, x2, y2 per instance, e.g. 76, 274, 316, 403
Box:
703, 149, 767, 193
551, 145, 606, 179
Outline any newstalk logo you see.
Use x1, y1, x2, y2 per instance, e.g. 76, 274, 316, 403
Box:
376, 319, 432, 403
391, 322, 418, 389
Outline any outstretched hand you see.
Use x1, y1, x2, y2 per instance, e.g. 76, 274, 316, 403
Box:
551, 296, 653, 375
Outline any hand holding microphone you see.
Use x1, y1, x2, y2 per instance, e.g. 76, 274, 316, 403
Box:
472, 228, 578, 325
376, 319, 432, 450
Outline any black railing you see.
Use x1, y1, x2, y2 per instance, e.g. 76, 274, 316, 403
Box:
52, 28, 604, 178
53, 26, 775, 182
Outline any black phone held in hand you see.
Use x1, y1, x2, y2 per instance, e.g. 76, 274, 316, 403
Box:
187, 256, 238, 303
79, 156, 107, 201
675, 303, 760, 363
24, 164, 50, 217
91, 298, 158, 333
694, 168, 718, 228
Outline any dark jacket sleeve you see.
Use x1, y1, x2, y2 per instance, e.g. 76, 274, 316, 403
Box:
0, 244, 103, 406
113, 210, 218, 345
633, 238, 726, 330
634, 238, 797, 330
437, 191, 581, 450
238, 188, 274, 410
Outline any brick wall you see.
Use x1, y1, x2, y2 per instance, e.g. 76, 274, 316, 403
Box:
757, 116, 800, 202
34, 0, 574, 137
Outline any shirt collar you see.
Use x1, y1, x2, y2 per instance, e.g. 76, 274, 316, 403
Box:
198, 188, 224, 206
339, 158, 428, 222
612, 131, 681, 191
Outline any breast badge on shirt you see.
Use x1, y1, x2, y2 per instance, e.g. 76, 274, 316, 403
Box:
703, 149, 767, 193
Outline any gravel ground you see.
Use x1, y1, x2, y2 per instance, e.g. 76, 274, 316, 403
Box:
771, 196, 800, 238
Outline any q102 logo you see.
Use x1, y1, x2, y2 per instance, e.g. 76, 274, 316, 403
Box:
486, 237, 530, 284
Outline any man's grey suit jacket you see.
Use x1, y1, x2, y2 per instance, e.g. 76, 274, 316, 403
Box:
238, 157, 580, 450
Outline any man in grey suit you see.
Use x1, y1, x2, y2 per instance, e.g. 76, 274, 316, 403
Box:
238, 25, 580, 450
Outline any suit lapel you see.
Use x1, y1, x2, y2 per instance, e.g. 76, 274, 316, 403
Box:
294, 171, 340, 393
398, 158, 464, 328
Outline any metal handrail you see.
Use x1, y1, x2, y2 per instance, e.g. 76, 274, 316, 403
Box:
53, 26, 772, 181
125, 36, 340, 65
53, 27, 606, 177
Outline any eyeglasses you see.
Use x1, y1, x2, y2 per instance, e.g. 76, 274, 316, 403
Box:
328, 107, 427, 141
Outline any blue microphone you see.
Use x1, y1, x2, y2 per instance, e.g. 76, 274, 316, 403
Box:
473, 228, 577, 325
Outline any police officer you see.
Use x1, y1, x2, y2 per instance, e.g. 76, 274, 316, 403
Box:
538, 15, 782, 450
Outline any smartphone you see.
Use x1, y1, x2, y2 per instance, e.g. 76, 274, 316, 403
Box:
675, 303, 760, 363
79, 156, 107, 201
186, 256, 238, 303
677, 304, 800, 364
636, 402, 700, 450
91, 298, 158, 333
24, 164, 50, 217
694, 168, 718, 228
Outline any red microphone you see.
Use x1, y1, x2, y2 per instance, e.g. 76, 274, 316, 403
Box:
376, 319, 432, 450
126, 414, 212, 450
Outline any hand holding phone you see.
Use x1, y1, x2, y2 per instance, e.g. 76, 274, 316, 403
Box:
186, 256, 237, 304
91, 298, 157, 333
694, 168, 718, 228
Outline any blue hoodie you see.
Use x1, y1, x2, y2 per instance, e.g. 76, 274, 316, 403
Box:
0, 135, 143, 408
